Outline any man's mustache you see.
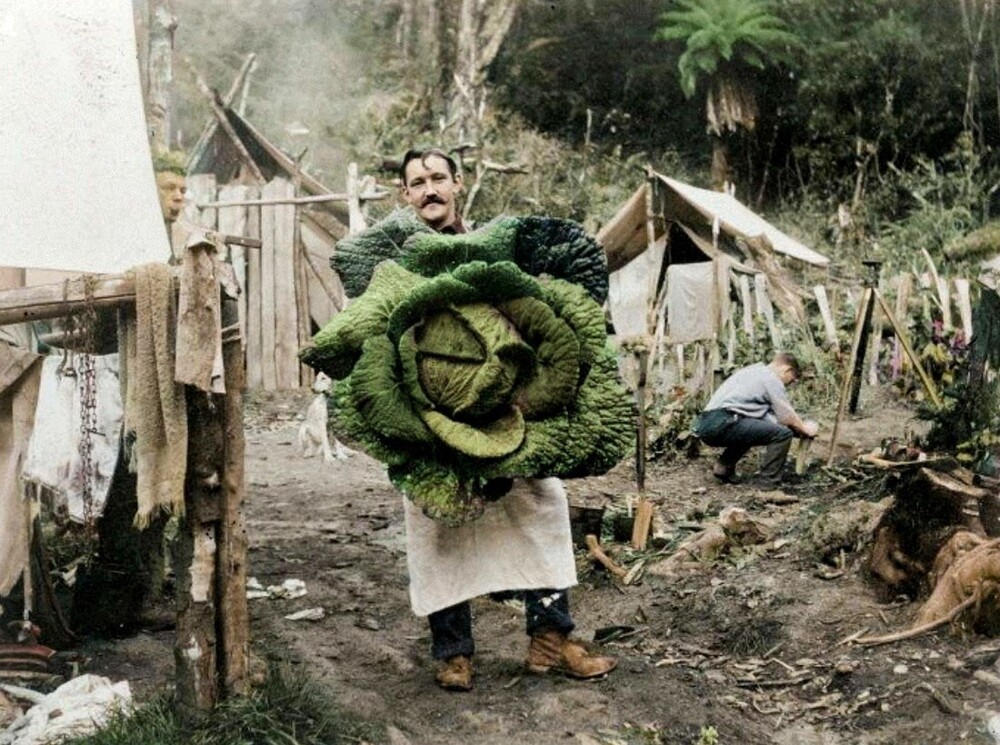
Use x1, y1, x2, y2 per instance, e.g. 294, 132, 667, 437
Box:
420, 194, 446, 207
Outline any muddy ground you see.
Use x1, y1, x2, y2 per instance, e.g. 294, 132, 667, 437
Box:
79, 385, 1000, 745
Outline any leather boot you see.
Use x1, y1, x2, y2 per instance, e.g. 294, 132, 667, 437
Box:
526, 630, 617, 679
435, 655, 473, 691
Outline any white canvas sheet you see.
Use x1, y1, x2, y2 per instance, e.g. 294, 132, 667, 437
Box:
0, 2, 169, 273
608, 235, 666, 340
666, 262, 716, 344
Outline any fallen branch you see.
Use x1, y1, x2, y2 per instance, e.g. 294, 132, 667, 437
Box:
855, 594, 978, 646
585, 534, 628, 579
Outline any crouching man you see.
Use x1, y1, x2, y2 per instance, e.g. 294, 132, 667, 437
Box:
693, 352, 818, 488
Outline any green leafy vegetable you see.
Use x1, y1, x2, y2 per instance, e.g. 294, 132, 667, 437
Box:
304, 216, 632, 525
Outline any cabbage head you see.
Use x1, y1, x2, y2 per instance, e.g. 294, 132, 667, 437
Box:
303, 216, 633, 525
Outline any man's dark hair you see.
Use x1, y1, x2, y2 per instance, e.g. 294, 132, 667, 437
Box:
399, 148, 459, 184
773, 351, 801, 379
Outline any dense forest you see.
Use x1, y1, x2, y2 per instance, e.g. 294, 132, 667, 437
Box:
171, 0, 1000, 275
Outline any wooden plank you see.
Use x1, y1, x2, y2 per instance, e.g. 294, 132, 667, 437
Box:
245, 192, 263, 389
292, 166, 314, 387
216, 184, 249, 348
892, 273, 913, 377
346, 162, 368, 234
258, 183, 278, 390
198, 190, 389, 209
955, 278, 973, 341
266, 178, 300, 389
921, 247, 953, 329
813, 285, 838, 348
848, 287, 876, 413
301, 223, 345, 320
738, 274, 754, 336
754, 274, 779, 347
631, 500, 654, 551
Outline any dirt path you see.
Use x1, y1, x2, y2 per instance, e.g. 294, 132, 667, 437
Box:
87, 389, 1000, 744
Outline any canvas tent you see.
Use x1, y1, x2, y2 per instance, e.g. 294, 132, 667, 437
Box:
0, 4, 251, 712
183, 102, 376, 390
597, 173, 830, 389
0, 1, 170, 276
0, 1, 172, 611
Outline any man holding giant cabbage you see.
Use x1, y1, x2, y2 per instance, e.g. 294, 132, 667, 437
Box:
302, 147, 633, 691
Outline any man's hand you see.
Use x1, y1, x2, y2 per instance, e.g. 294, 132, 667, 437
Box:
800, 419, 819, 438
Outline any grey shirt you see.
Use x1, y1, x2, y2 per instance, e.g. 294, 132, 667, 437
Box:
703, 363, 795, 423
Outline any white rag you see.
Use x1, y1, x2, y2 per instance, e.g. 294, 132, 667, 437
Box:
404, 477, 578, 617
21, 353, 122, 524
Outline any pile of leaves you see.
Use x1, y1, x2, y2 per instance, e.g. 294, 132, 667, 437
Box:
302, 213, 634, 525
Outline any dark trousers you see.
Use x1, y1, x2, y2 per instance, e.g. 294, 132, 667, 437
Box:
695, 409, 793, 480
428, 588, 575, 660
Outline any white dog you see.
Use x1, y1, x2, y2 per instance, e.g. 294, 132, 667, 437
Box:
298, 373, 355, 462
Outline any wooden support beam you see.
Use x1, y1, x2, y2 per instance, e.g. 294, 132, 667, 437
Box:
193, 71, 265, 184
0, 275, 138, 325
197, 191, 390, 210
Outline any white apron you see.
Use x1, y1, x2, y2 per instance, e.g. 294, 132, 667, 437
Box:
404, 477, 578, 616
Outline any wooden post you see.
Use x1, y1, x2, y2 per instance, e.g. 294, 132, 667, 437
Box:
827, 287, 873, 465
631, 349, 654, 550
813, 285, 838, 349
217, 297, 249, 696
955, 278, 973, 340
847, 287, 876, 413
175, 293, 249, 720
867, 287, 884, 386
893, 273, 913, 377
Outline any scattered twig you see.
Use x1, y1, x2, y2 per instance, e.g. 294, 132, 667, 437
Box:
585, 534, 628, 579
916, 682, 960, 715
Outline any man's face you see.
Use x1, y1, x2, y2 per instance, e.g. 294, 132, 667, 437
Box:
778, 365, 798, 386
156, 171, 187, 223
401, 155, 462, 230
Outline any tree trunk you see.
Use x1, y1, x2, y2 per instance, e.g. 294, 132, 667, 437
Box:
710, 136, 730, 192
147, 0, 177, 152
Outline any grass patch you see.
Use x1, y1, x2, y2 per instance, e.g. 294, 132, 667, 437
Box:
64, 662, 383, 745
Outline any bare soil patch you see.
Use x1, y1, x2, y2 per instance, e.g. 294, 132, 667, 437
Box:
80, 387, 1000, 744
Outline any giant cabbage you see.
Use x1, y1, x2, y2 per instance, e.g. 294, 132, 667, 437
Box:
304, 216, 633, 525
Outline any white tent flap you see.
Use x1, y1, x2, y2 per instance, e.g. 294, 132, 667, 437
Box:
662, 177, 829, 267
608, 235, 666, 339
0, 2, 169, 273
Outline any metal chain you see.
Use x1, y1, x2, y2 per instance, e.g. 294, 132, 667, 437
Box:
77, 275, 99, 534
